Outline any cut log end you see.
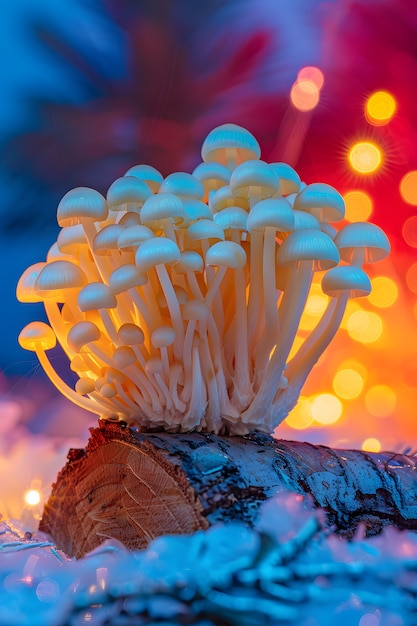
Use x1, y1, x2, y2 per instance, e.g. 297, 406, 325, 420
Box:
40, 420, 417, 558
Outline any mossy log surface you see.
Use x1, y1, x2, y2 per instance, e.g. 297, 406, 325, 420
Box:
40, 420, 417, 558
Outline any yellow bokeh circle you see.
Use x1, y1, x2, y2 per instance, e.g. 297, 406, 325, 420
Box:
333, 368, 364, 400
347, 311, 383, 343
343, 190, 373, 222
365, 384, 396, 417
365, 91, 396, 126
362, 437, 381, 453
285, 396, 314, 430
368, 276, 398, 308
290, 80, 320, 112
311, 393, 343, 425
24, 489, 41, 506
348, 142, 382, 174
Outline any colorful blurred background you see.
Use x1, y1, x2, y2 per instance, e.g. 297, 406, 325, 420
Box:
1, 0, 417, 525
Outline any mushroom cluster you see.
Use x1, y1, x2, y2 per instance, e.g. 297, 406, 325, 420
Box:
17, 124, 390, 434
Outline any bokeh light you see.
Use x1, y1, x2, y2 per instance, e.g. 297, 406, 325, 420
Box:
365, 90, 396, 126
406, 263, 417, 293
285, 396, 314, 430
361, 438, 381, 453
368, 276, 398, 308
347, 311, 383, 343
24, 489, 41, 506
297, 66, 324, 89
333, 368, 364, 400
311, 393, 343, 425
400, 171, 417, 205
402, 216, 417, 247
348, 142, 382, 174
299, 289, 329, 330
290, 79, 320, 112
343, 190, 373, 222
365, 385, 396, 418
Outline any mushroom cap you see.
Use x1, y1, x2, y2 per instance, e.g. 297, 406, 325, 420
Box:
173, 250, 204, 273
335, 222, 391, 263
182, 199, 213, 223
93, 224, 125, 255
292, 210, 320, 231
78, 282, 118, 312
269, 162, 302, 195
293, 183, 345, 223
57, 187, 108, 226
213, 206, 248, 232
109, 264, 148, 294
67, 321, 101, 352
277, 228, 340, 270
75, 377, 96, 395
192, 162, 230, 199
57, 224, 88, 254
117, 224, 154, 250
35, 260, 88, 300
205, 240, 247, 270
135, 236, 181, 272
201, 123, 261, 165
321, 265, 372, 298
159, 172, 205, 199
46, 242, 74, 263
117, 212, 141, 227
151, 325, 176, 349
124, 164, 163, 193
140, 193, 185, 227
230, 160, 280, 199
106, 176, 152, 210
113, 345, 137, 368
18, 321, 57, 351
210, 185, 249, 214
117, 323, 145, 345
246, 198, 294, 232
16, 262, 47, 303
184, 219, 225, 247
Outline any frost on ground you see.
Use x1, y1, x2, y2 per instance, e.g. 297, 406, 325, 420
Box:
0, 491, 414, 626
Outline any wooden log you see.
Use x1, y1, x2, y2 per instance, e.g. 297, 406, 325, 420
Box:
40, 419, 417, 558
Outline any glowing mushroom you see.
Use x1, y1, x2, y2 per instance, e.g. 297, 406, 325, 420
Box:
335, 222, 390, 267
201, 123, 261, 171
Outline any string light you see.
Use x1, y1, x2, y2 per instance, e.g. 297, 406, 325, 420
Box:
365, 90, 396, 126
348, 141, 382, 174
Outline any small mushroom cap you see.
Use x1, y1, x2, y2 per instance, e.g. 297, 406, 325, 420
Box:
321, 265, 372, 298
106, 176, 152, 211
117, 224, 154, 250
201, 123, 261, 165
159, 172, 205, 199
57, 187, 108, 226
109, 264, 148, 294
16, 262, 47, 303
210, 185, 249, 214
151, 325, 176, 348
18, 321, 56, 351
214, 207, 248, 232
140, 193, 185, 227
113, 345, 137, 368
277, 228, 340, 270
269, 162, 302, 195
182, 199, 212, 223
292, 210, 320, 231
184, 219, 225, 247
124, 164, 163, 192
293, 183, 345, 223
93, 224, 125, 254
78, 282, 117, 312
173, 250, 204, 273
117, 323, 145, 345
230, 160, 280, 199
117, 212, 141, 227
70, 354, 91, 373
205, 240, 247, 270
246, 198, 294, 232
135, 236, 181, 272
57, 224, 88, 254
75, 377, 96, 395
335, 222, 391, 263
46, 242, 74, 262
192, 162, 230, 199
35, 260, 88, 300
67, 321, 101, 352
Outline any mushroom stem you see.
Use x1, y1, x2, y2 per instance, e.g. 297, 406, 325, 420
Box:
155, 264, 184, 361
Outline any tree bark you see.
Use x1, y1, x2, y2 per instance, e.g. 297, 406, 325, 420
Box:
40, 419, 417, 558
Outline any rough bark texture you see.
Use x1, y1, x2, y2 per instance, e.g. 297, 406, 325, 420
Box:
40, 420, 417, 558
